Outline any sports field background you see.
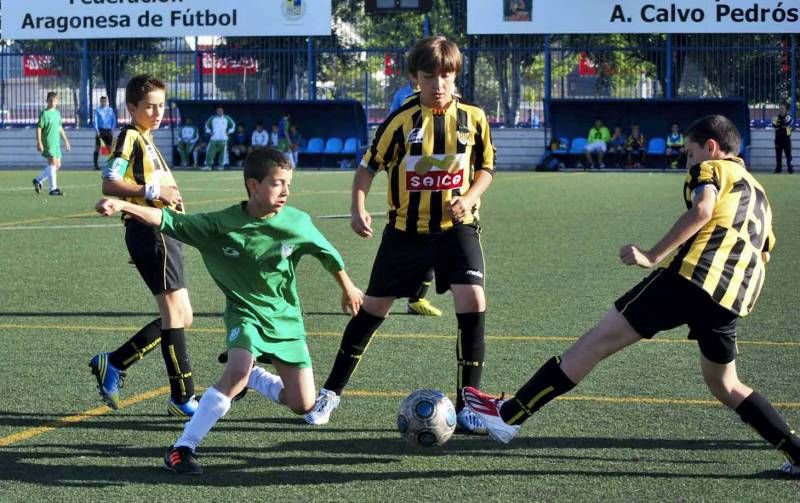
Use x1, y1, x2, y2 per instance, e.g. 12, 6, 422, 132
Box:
0, 169, 798, 500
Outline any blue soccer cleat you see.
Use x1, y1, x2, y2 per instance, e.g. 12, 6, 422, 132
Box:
167, 395, 199, 417
89, 353, 126, 410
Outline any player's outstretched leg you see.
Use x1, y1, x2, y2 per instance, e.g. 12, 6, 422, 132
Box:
305, 307, 386, 425
88, 352, 126, 410
463, 355, 575, 444
89, 319, 161, 410
462, 386, 518, 443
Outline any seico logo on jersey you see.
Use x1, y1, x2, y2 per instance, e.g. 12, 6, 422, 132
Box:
405, 153, 467, 192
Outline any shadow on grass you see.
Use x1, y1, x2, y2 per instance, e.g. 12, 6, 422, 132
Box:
0, 434, 790, 488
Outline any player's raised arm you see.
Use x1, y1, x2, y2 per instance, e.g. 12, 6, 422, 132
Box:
620, 185, 714, 268
95, 197, 163, 227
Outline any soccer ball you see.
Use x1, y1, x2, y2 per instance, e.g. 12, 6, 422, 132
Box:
396, 389, 456, 447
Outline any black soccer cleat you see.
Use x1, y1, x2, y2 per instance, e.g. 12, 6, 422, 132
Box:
49, 188, 64, 196
164, 445, 202, 475
32, 178, 42, 194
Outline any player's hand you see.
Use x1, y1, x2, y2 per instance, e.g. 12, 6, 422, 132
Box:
447, 195, 473, 223
619, 244, 656, 268
351, 210, 373, 238
65, 143, 71, 152
36, 143, 43, 152
95, 198, 123, 216
341, 286, 364, 316
159, 185, 183, 206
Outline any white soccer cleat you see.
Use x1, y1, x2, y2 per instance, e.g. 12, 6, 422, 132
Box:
455, 407, 487, 435
304, 388, 340, 425
462, 386, 520, 444
780, 461, 800, 476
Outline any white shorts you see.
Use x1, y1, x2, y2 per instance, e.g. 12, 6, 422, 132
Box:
585, 141, 607, 153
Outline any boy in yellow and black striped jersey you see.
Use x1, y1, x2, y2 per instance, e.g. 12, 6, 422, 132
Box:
305, 36, 495, 433
464, 115, 800, 476
89, 75, 198, 418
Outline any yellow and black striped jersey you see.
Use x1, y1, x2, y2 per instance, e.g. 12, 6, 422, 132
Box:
104, 124, 183, 213
668, 158, 775, 316
362, 93, 495, 233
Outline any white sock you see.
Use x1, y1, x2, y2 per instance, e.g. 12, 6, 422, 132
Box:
247, 366, 283, 404
174, 387, 231, 452
35, 166, 48, 183
47, 165, 58, 190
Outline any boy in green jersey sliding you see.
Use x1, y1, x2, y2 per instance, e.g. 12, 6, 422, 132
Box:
95, 147, 364, 475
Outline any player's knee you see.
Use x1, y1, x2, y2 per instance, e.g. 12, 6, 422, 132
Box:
286, 395, 315, 415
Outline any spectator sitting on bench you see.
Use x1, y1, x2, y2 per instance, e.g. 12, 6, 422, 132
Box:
176, 117, 199, 168
665, 122, 685, 169
229, 124, 249, 168
289, 124, 303, 168
250, 120, 269, 152
625, 123, 646, 169
538, 136, 567, 171
582, 117, 610, 169
608, 124, 626, 169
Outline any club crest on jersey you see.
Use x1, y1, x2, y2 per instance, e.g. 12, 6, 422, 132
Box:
228, 326, 241, 342
457, 127, 472, 145
281, 243, 296, 258
407, 128, 424, 144
405, 154, 466, 192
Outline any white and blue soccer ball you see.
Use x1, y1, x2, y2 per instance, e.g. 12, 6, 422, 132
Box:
397, 389, 456, 447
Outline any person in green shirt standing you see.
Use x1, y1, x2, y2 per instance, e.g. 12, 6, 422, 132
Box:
33, 91, 71, 196
582, 117, 610, 170
95, 147, 364, 475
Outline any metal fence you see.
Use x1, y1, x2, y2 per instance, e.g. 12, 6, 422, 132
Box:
0, 7, 796, 128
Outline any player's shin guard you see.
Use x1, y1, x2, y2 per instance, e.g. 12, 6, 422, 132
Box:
174, 387, 231, 452
500, 356, 576, 426
736, 391, 800, 465
456, 312, 485, 410
322, 310, 385, 395
410, 269, 435, 302
109, 318, 162, 370
160, 327, 195, 403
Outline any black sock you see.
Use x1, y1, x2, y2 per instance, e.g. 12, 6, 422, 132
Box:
410, 269, 434, 303
160, 327, 195, 403
108, 319, 162, 370
93, 151, 99, 168
500, 356, 576, 425
455, 312, 485, 410
322, 310, 385, 395
736, 391, 800, 465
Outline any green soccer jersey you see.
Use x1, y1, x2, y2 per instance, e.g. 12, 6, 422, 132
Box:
160, 203, 345, 342
38, 108, 63, 158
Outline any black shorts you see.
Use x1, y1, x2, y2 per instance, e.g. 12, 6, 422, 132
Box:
366, 224, 485, 298
95, 129, 113, 150
125, 219, 186, 296
614, 269, 738, 364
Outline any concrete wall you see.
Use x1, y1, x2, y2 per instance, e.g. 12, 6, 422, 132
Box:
0, 127, 788, 171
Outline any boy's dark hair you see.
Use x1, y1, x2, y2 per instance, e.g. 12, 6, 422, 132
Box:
671, 122, 680, 127
46, 91, 57, 100
244, 148, 291, 196
685, 114, 741, 155
408, 36, 462, 76
125, 74, 165, 105
256, 120, 264, 127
